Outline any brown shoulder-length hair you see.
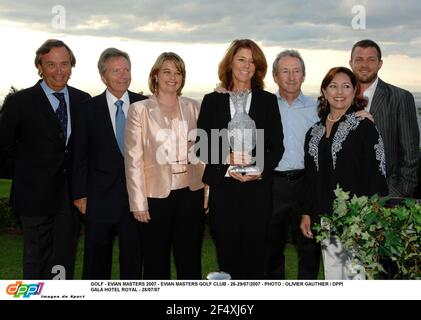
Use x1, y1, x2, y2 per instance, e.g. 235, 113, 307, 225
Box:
317, 66, 367, 118
148, 52, 186, 96
218, 39, 267, 91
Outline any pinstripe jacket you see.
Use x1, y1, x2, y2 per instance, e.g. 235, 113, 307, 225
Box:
370, 78, 419, 197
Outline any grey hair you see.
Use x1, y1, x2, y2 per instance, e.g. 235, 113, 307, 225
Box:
97, 48, 131, 76
272, 49, 306, 76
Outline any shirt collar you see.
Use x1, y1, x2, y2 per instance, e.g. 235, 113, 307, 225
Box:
276, 90, 306, 105
363, 77, 379, 98
106, 90, 130, 106
40, 80, 68, 95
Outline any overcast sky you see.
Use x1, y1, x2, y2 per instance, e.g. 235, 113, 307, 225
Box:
1, 0, 421, 98
2, 0, 421, 54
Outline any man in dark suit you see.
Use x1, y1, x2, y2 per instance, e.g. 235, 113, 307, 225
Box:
0, 93, 15, 179
0, 39, 91, 279
349, 39, 419, 198
72, 48, 146, 279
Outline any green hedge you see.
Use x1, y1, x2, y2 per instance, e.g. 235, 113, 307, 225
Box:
315, 187, 421, 279
0, 197, 19, 229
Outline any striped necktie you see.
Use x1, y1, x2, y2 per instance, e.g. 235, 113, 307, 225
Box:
52, 92, 68, 141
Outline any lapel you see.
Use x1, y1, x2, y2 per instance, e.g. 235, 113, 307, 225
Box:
67, 86, 77, 132
248, 89, 259, 121
95, 91, 122, 154
148, 95, 173, 129
220, 93, 231, 128
96, 90, 141, 144
370, 78, 387, 117
128, 91, 143, 104
179, 97, 199, 133
178, 97, 190, 134
32, 81, 65, 141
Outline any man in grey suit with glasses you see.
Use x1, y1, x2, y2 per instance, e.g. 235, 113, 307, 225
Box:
350, 39, 419, 198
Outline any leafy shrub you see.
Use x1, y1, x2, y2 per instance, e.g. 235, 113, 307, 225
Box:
314, 187, 421, 279
0, 197, 19, 229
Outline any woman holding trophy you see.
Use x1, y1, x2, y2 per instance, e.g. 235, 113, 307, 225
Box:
197, 39, 283, 279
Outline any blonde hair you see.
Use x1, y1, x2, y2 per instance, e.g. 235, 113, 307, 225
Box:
148, 52, 186, 96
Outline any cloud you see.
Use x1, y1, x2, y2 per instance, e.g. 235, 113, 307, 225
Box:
1, 0, 421, 56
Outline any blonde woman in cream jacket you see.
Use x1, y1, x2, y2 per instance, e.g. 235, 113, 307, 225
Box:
125, 52, 205, 280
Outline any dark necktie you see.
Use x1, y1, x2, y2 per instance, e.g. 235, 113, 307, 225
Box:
52, 92, 68, 141
115, 100, 125, 155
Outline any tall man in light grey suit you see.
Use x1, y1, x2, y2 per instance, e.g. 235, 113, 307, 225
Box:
350, 39, 419, 198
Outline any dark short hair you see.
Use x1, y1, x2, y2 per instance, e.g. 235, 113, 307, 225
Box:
218, 39, 267, 90
351, 39, 382, 60
97, 47, 131, 76
34, 39, 76, 71
317, 66, 367, 118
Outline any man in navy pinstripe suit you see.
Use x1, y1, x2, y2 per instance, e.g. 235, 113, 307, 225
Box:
350, 39, 419, 198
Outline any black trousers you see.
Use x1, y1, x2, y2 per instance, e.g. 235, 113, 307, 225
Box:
266, 174, 320, 279
210, 178, 272, 280
20, 203, 80, 279
142, 188, 205, 280
83, 211, 143, 280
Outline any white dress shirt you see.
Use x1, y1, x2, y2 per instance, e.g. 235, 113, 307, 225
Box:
363, 77, 379, 113
106, 90, 130, 136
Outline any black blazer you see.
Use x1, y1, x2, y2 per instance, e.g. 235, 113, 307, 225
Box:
370, 79, 419, 197
72, 90, 147, 223
0, 80, 91, 216
197, 89, 284, 186
303, 109, 388, 221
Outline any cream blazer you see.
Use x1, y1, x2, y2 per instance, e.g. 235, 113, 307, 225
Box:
125, 95, 204, 212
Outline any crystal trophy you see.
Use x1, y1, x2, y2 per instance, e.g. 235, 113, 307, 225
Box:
227, 90, 261, 175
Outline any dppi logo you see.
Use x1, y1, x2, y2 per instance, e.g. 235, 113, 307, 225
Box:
6, 281, 44, 298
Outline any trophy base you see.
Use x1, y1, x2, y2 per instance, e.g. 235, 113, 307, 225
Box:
206, 271, 231, 280
229, 165, 261, 176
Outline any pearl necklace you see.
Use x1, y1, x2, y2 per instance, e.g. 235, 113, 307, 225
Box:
327, 114, 342, 122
